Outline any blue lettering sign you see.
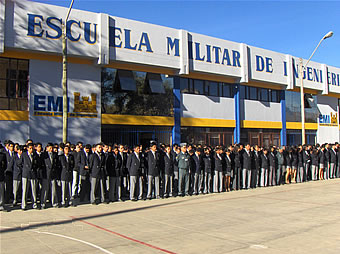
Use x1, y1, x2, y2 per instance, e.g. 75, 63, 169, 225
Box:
109, 27, 122, 48
195, 42, 205, 61
84, 22, 97, 44
34, 95, 46, 111
66, 20, 81, 42
138, 32, 153, 52
167, 37, 180, 56
46, 17, 62, 39
256, 55, 265, 72
27, 14, 44, 37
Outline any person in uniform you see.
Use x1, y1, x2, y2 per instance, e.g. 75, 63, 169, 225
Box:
21, 143, 38, 210
146, 142, 161, 199
43, 143, 59, 208
203, 147, 212, 194
0, 148, 7, 211
89, 143, 105, 204
192, 148, 203, 195
12, 145, 23, 207
213, 146, 224, 193
163, 145, 174, 198
126, 145, 142, 201
242, 144, 252, 190
59, 146, 75, 207
176, 143, 190, 196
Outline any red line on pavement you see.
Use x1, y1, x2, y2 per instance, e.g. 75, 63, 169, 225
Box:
74, 218, 177, 254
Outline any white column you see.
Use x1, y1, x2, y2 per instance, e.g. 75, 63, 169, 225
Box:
286, 54, 294, 90
179, 29, 189, 75
321, 64, 329, 95
240, 43, 248, 84
98, 13, 109, 65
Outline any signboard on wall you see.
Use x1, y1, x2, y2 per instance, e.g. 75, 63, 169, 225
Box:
29, 59, 101, 145
317, 95, 340, 144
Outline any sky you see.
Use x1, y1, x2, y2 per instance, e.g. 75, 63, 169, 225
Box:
32, 0, 340, 68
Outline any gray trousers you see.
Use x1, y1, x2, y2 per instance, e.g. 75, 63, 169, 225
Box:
304, 163, 310, 181
298, 166, 304, 183
0, 182, 4, 207
147, 175, 159, 198
260, 168, 267, 187
50, 179, 59, 206
61, 180, 72, 205
324, 162, 329, 180
204, 172, 212, 193
130, 176, 143, 200
178, 169, 189, 196
242, 169, 251, 189
22, 177, 37, 209
40, 178, 49, 206
13, 179, 21, 203
330, 163, 336, 178
108, 176, 119, 201
213, 171, 223, 192
268, 166, 275, 186
173, 171, 179, 195
90, 177, 105, 203
311, 165, 318, 181
194, 173, 203, 194
72, 171, 80, 198
276, 166, 283, 185
164, 174, 173, 196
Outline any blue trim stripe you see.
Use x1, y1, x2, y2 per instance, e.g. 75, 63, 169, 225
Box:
234, 84, 240, 144
280, 90, 287, 146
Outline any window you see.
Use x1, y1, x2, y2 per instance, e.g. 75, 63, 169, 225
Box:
249, 87, 258, 100
0, 57, 29, 110
240, 85, 247, 99
221, 83, 233, 98
206, 81, 219, 97
260, 88, 269, 102
115, 69, 137, 91
193, 79, 204, 95
180, 78, 189, 93
270, 89, 280, 103
146, 73, 165, 94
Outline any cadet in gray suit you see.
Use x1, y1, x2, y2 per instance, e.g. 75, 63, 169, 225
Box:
176, 143, 190, 196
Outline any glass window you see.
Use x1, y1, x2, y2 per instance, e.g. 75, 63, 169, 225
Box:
240, 85, 247, 99
193, 79, 204, 95
260, 88, 269, 102
271, 90, 278, 102
0, 57, 29, 110
222, 83, 233, 98
208, 81, 219, 97
180, 78, 189, 93
146, 73, 165, 94
249, 87, 258, 100
116, 70, 137, 91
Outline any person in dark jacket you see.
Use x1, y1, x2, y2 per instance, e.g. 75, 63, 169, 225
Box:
260, 149, 269, 187
242, 144, 253, 189
225, 149, 232, 191
163, 145, 174, 198
297, 146, 304, 183
213, 147, 224, 193
318, 146, 325, 180
203, 148, 212, 194
329, 144, 337, 179
89, 143, 105, 204
0, 150, 7, 211
42, 143, 60, 208
253, 145, 261, 188
146, 142, 161, 199
311, 149, 319, 181
233, 146, 242, 191
268, 147, 277, 186
21, 143, 38, 210
12, 146, 23, 207
192, 148, 203, 195
59, 146, 75, 207
79, 144, 91, 203
126, 145, 142, 201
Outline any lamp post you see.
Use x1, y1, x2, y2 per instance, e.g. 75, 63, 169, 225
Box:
62, 0, 74, 143
300, 31, 333, 145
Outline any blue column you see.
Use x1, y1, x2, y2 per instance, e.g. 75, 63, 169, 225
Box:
234, 84, 240, 144
172, 76, 181, 145
280, 90, 287, 146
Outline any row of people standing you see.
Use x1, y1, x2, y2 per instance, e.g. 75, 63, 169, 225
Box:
0, 140, 339, 211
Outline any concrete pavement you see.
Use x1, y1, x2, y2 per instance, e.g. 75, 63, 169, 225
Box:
1, 179, 340, 254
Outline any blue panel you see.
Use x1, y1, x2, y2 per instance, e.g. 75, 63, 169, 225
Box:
234, 84, 240, 144
172, 76, 181, 145
280, 91, 287, 146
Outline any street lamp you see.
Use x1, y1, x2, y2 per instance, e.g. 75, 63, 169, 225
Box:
62, 0, 74, 143
300, 31, 333, 145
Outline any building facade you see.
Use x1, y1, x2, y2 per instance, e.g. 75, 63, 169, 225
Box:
0, 0, 339, 147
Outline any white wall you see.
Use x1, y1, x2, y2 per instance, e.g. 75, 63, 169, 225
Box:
0, 120, 29, 144
181, 94, 235, 120
241, 100, 281, 122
